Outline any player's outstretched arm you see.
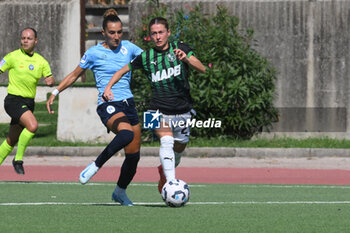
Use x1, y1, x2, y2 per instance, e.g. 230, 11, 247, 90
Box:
186, 55, 206, 73
46, 66, 85, 114
173, 49, 206, 73
103, 64, 130, 101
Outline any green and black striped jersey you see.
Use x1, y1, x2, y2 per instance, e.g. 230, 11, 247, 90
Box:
129, 41, 194, 115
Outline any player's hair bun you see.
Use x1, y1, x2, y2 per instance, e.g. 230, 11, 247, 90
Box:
103, 8, 118, 18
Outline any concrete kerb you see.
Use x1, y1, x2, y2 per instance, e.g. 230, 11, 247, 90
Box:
9, 147, 350, 158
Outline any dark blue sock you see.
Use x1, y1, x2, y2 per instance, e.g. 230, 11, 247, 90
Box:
117, 152, 140, 189
95, 130, 134, 168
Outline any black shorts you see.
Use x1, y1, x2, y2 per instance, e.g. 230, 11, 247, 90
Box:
97, 98, 139, 127
4, 94, 35, 125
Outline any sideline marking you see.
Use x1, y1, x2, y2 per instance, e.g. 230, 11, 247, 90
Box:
240, 184, 350, 189
1, 182, 349, 189
0, 181, 206, 187
2, 201, 350, 206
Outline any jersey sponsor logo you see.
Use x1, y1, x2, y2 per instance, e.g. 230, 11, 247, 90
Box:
80, 54, 87, 64
0, 59, 5, 69
151, 64, 181, 82
29, 64, 34, 70
121, 46, 128, 55
106, 105, 116, 114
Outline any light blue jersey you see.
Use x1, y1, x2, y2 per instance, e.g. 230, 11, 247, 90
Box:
79, 41, 142, 105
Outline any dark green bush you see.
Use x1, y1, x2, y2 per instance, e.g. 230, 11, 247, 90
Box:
131, 2, 278, 139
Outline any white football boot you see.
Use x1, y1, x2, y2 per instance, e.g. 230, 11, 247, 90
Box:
79, 162, 99, 184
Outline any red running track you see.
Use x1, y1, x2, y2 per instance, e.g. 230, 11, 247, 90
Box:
1, 166, 350, 185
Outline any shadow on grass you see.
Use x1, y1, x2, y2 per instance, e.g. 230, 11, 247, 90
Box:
90, 203, 167, 208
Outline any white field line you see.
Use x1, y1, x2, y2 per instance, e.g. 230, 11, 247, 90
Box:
0, 182, 206, 187
1, 182, 349, 189
2, 201, 350, 206
1, 182, 350, 206
239, 184, 350, 189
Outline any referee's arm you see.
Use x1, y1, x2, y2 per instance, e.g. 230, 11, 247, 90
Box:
44, 75, 55, 86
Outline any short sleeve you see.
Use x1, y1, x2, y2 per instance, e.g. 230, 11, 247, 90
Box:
0, 53, 12, 73
132, 44, 143, 58
42, 59, 52, 77
178, 42, 194, 58
129, 54, 143, 71
79, 49, 94, 70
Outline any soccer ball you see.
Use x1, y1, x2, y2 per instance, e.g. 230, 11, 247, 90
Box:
161, 179, 190, 207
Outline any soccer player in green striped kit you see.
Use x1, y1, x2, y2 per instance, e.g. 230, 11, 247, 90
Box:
0, 28, 55, 174
103, 17, 206, 193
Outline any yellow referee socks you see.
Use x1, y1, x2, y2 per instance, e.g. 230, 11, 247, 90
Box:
0, 140, 14, 165
15, 128, 35, 161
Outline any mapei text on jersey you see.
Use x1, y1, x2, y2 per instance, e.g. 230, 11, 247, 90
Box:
151, 65, 181, 82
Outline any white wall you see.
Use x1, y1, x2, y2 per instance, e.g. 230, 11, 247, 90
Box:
57, 87, 115, 143
60, 0, 82, 81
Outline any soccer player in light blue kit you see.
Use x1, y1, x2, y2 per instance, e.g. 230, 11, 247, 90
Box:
46, 9, 143, 206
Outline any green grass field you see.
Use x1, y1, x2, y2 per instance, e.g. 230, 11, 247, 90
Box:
1, 182, 350, 232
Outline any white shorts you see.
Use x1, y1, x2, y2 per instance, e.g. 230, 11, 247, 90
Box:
161, 111, 193, 144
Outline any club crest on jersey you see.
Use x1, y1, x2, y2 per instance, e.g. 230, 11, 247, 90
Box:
151, 64, 181, 82
121, 46, 128, 55
29, 64, 34, 70
167, 53, 176, 62
106, 105, 116, 114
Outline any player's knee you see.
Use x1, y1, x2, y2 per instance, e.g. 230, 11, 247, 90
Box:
118, 129, 134, 146
160, 135, 174, 148
26, 122, 38, 133
106, 130, 134, 156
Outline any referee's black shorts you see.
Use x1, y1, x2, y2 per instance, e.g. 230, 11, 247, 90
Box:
4, 94, 35, 125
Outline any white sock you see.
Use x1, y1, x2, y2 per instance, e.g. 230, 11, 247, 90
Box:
159, 136, 175, 181
174, 151, 184, 167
